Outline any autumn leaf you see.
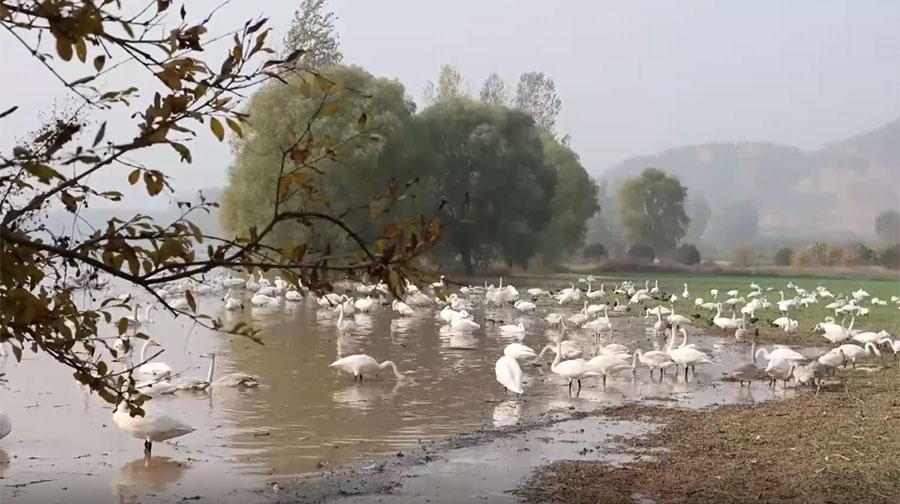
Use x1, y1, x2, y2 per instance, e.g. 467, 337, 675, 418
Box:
210, 117, 225, 141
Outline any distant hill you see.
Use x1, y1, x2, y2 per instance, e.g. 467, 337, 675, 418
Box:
603, 118, 900, 239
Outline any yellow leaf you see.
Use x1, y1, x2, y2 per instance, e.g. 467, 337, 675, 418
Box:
93, 55, 106, 72
210, 117, 224, 141
225, 118, 243, 137
185, 290, 197, 313
74, 37, 87, 63
322, 104, 341, 116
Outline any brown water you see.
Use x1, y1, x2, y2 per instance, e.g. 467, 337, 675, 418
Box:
0, 284, 811, 503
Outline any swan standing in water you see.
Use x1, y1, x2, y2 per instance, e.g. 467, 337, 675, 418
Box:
633, 348, 675, 380
0, 410, 11, 441
503, 343, 537, 361
495, 356, 524, 396
550, 337, 597, 396
329, 355, 405, 382
499, 322, 526, 336
731, 343, 760, 387
136, 339, 172, 378
336, 304, 358, 333
113, 399, 195, 455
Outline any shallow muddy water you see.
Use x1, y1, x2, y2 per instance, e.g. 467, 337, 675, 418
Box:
0, 282, 813, 503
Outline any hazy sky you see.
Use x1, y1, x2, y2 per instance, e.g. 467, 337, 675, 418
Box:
2, 0, 898, 207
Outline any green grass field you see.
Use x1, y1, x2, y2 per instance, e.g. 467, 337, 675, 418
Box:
599, 272, 900, 346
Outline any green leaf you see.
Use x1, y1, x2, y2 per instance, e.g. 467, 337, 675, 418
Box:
128, 169, 140, 185
185, 290, 197, 313
74, 37, 87, 63
209, 117, 225, 141
23, 163, 63, 183
188, 221, 203, 243
117, 317, 128, 335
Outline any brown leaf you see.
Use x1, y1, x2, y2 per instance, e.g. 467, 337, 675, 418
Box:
185, 290, 197, 313
128, 169, 140, 185
74, 37, 87, 63
93, 55, 106, 72
92, 121, 106, 147
55, 34, 73, 61
225, 118, 243, 137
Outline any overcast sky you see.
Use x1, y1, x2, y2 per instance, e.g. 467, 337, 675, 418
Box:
3, 0, 898, 207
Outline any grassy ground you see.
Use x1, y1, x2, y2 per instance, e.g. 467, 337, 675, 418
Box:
516, 363, 900, 504
589, 273, 900, 345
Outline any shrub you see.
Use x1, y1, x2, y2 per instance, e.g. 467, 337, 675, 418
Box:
675, 243, 701, 265
582, 242, 608, 260
774, 247, 793, 266
627, 243, 655, 262
879, 244, 900, 269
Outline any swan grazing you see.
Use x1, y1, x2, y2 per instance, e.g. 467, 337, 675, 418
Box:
0, 410, 11, 441
495, 356, 524, 395
113, 399, 195, 454
329, 354, 405, 382
533, 341, 583, 363
203, 352, 259, 388
835, 343, 880, 368
503, 343, 538, 361
392, 300, 415, 317
136, 339, 172, 378
633, 348, 674, 379
586, 353, 631, 387
550, 337, 597, 395
731, 343, 760, 387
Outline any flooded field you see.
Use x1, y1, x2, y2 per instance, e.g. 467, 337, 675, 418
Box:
0, 280, 816, 503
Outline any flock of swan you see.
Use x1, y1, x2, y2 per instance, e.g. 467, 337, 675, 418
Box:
8, 272, 899, 456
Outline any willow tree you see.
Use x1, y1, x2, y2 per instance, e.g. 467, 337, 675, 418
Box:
618, 168, 690, 254
0, 1, 438, 413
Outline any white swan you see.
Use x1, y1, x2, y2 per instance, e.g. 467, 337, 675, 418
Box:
835, 343, 880, 368
503, 343, 537, 361
667, 329, 712, 379
533, 341, 583, 363
336, 304, 358, 333
633, 348, 674, 379
223, 292, 243, 311
514, 300, 537, 312
495, 356, 524, 395
329, 354, 405, 381
250, 293, 281, 307
550, 337, 597, 395
755, 346, 806, 365
499, 322, 526, 336
0, 410, 11, 441
450, 314, 480, 331
586, 353, 631, 387
112, 399, 195, 454
392, 299, 415, 317
136, 339, 172, 378
681, 283, 689, 298
354, 296, 375, 313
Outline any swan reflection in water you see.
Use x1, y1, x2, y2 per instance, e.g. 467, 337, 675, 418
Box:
332, 380, 403, 410
111, 455, 191, 501
438, 325, 478, 350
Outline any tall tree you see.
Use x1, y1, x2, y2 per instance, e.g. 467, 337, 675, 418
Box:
418, 98, 556, 273
684, 196, 712, 243
423, 64, 466, 104
539, 133, 600, 263
283, 0, 343, 67
618, 169, 690, 254
480, 72, 510, 105
875, 210, 900, 244
514, 71, 562, 133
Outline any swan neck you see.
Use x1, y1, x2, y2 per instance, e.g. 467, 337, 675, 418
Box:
139, 339, 150, 362
380, 360, 404, 380
206, 354, 216, 383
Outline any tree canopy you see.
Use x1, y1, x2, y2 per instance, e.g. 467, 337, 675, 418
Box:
480, 72, 511, 105
514, 72, 562, 134
618, 168, 690, 254
423, 64, 466, 105
283, 0, 343, 67
418, 98, 557, 273
538, 133, 600, 262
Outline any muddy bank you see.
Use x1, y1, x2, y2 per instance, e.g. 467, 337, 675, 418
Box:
516, 364, 900, 504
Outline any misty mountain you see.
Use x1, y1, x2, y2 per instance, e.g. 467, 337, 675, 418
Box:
602, 118, 900, 239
